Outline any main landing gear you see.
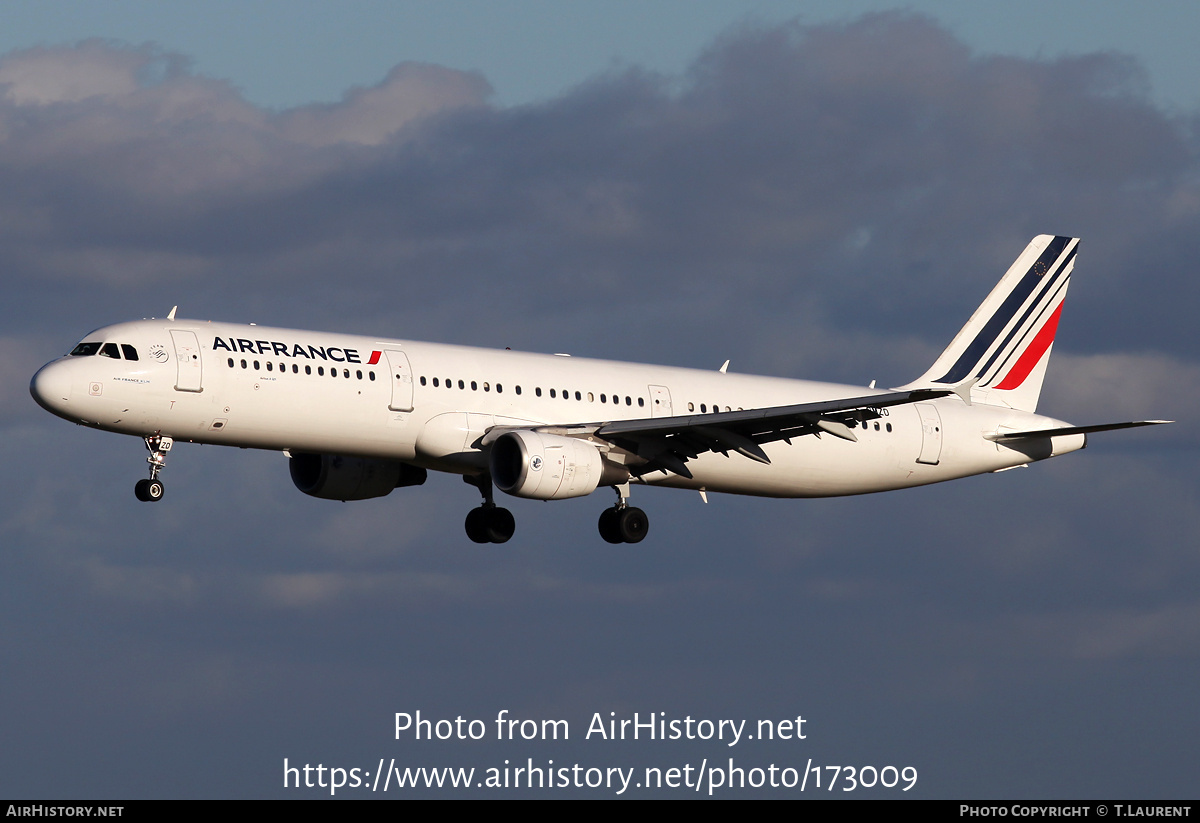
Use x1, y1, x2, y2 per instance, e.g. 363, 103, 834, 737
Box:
463, 473, 515, 544
134, 435, 172, 502
598, 484, 648, 544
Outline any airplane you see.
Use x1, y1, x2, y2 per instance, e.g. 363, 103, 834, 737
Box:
30, 235, 1168, 544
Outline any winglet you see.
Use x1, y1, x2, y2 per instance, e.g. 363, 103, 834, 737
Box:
167, 306, 178, 321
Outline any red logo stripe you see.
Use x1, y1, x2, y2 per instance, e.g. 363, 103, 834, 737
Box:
993, 303, 1064, 390
367, 351, 381, 365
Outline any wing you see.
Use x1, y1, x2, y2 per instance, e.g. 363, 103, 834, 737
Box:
484, 388, 952, 480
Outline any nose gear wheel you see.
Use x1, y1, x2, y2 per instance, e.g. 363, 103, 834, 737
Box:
134, 435, 172, 502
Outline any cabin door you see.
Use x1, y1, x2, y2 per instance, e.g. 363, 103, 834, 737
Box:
169, 330, 204, 392
915, 403, 943, 465
384, 350, 414, 412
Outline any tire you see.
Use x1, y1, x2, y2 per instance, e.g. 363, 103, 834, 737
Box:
617, 507, 649, 543
134, 479, 151, 502
598, 508, 623, 544
487, 507, 516, 543
465, 507, 490, 543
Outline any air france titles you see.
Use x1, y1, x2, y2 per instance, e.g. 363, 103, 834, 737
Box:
212, 337, 363, 364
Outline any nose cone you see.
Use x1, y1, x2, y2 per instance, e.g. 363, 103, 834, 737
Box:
30, 361, 74, 418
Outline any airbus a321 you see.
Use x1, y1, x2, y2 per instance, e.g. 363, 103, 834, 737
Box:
30, 235, 1168, 543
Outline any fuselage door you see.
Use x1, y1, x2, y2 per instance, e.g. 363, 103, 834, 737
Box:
649, 385, 673, 418
169, 329, 203, 392
915, 403, 943, 465
384, 350, 414, 412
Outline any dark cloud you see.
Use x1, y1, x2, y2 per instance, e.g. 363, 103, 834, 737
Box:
1, 14, 1196, 797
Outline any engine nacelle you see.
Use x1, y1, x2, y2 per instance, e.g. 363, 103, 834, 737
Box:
289, 453, 427, 501
490, 430, 622, 500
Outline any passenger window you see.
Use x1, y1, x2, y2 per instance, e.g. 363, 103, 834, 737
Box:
121, 344, 139, 361
600, 394, 607, 403
700, 404, 707, 413
458, 380, 465, 389
497, 384, 503, 393
227, 358, 234, 368
241, 359, 248, 369
432, 377, 439, 387
69, 342, 101, 357
100, 342, 120, 359
318, 366, 324, 376
638, 397, 644, 407
369, 371, 375, 380
625, 396, 632, 406
254, 360, 261, 370
343, 369, 349, 378
293, 364, 299, 374
588, 392, 594, 402
357, 370, 363, 379
267, 362, 273, 371
515, 386, 522, 395
471, 381, 477, 391
306, 366, 312, 375
575, 391, 581, 401
688, 402, 695, 412
483, 382, 490, 392
550, 389, 556, 398
420, 376, 427, 386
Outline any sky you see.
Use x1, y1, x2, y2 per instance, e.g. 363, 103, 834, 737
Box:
1, 2, 1197, 799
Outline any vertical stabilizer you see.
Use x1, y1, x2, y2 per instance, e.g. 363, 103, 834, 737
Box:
902, 235, 1078, 413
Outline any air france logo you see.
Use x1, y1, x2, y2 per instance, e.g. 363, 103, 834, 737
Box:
149, 345, 169, 363
212, 337, 364, 364
530, 456, 543, 471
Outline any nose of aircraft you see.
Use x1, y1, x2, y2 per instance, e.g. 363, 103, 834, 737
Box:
30, 360, 73, 417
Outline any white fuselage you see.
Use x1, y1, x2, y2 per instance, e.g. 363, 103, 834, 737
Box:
30, 319, 1083, 499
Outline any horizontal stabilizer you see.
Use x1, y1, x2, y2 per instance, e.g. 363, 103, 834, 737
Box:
985, 420, 1172, 442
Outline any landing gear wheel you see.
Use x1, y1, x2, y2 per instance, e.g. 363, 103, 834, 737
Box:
465, 506, 516, 544
598, 508, 623, 544
465, 507, 490, 543
487, 507, 515, 543
134, 478, 165, 502
616, 507, 648, 543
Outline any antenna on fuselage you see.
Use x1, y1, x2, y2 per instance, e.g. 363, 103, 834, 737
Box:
167, 306, 178, 321
719, 360, 729, 374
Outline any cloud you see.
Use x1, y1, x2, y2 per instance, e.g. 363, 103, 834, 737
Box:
0, 40, 154, 105
277, 62, 491, 147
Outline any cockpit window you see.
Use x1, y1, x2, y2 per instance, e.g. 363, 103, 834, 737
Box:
69, 342, 101, 357
99, 342, 121, 359
120, 344, 139, 361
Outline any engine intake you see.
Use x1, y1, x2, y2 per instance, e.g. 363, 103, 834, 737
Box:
490, 430, 624, 500
289, 453, 426, 501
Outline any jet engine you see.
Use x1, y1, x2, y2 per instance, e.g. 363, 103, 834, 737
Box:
489, 430, 625, 500
289, 453, 427, 501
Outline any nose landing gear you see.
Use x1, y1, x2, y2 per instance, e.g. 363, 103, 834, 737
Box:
134, 435, 172, 502
463, 473, 515, 543
598, 484, 648, 544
